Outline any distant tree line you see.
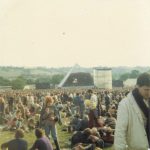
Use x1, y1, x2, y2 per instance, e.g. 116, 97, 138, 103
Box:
0, 74, 64, 90
0, 69, 147, 89
119, 70, 140, 81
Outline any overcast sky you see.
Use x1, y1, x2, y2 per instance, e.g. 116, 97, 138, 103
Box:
0, 0, 150, 68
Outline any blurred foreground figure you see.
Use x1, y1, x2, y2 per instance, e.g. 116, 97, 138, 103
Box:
114, 73, 150, 150
1, 129, 28, 150
29, 128, 53, 150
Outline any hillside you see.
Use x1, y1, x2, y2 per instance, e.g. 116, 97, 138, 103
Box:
0, 66, 149, 80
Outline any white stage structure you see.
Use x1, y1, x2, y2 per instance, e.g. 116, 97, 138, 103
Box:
93, 68, 112, 89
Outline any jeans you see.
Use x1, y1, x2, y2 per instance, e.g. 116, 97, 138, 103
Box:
44, 124, 57, 140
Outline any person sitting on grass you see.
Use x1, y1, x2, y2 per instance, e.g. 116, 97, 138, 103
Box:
104, 112, 116, 129
29, 128, 53, 150
1, 129, 28, 150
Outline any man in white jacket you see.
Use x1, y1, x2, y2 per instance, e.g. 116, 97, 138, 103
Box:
114, 73, 150, 150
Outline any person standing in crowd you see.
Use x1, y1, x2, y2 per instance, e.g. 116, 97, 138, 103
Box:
104, 91, 111, 112
1, 129, 28, 150
73, 93, 85, 118
8, 94, 14, 112
73, 93, 81, 114
0, 95, 5, 124
114, 73, 150, 150
41, 96, 61, 150
29, 128, 53, 150
87, 89, 99, 128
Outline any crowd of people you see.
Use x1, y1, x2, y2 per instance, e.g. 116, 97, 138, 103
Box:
0, 87, 128, 150
0, 72, 149, 150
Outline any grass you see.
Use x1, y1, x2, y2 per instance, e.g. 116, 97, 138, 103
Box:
0, 125, 114, 150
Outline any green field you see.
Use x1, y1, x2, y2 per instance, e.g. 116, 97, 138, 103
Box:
0, 125, 114, 150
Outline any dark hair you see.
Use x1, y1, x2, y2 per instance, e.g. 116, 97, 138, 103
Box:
74, 113, 80, 118
83, 128, 92, 136
87, 89, 93, 93
137, 73, 150, 87
106, 112, 112, 118
15, 129, 24, 138
76, 93, 79, 96
35, 128, 43, 138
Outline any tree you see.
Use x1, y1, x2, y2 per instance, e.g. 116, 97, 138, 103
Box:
119, 73, 130, 81
0, 77, 11, 86
129, 70, 140, 78
119, 70, 140, 81
35, 77, 52, 84
11, 76, 26, 90
51, 74, 64, 85
35, 77, 52, 89
26, 79, 35, 84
